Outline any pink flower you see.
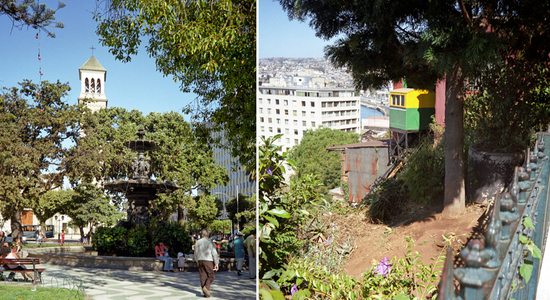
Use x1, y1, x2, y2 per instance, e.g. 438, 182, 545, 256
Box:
375, 257, 391, 276
290, 284, 298, 295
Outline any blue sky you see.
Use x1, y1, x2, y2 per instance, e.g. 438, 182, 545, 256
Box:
259, 0, 331, 58
0, 1, 194, 115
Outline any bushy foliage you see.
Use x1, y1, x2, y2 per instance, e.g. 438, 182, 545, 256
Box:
399, 138, 445, 205
289, 128, 358, 192
271, 238, 444, 300
150, 221, 192, 255
366, 178, 407, 224
94, 221, 191, 257
259, 135, 324, 277
126, 226, 149, 257
93, 226, 128, 256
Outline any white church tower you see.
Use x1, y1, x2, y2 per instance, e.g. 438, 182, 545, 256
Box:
78, 56, 108, 112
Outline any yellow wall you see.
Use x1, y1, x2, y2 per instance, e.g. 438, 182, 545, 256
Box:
390, 89, 435, 108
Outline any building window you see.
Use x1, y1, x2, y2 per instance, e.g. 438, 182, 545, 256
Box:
276, 118, 280, 124
267, 108, 272, 114
294, 139, 299, 144
310, 101, 315, 107
292, 110, 297, 116
269, 127, 273, 132
284, 100, 288, 106
277, 128, 281, 133
294, 129, 298, 135
302, 121, 306, 126
311, 111, 315, 116
276, 109, 280, 114
90, 78, 95, 92
276, 99, 280, 105
311, 121, 316, 127
268, 118, 272, 123
285, 109, 289, 115
97, 79, 101, 93
85, 78, 89, 92
260, 126, 264, 132
267, 99, 271, 104
259, 108, 263, 113
285, 128, 289, 134
293, 120, 298, 126
285, 119, 289, 125
301, 111, 306, 117
260, 117, 264, 122
302, 101, 306, 107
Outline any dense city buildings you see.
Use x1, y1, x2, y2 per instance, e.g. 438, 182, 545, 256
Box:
258, 58, 361, 151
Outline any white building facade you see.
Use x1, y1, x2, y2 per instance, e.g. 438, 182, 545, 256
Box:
258, 80, 361, 152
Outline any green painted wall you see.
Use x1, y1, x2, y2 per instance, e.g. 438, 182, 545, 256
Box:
390, 108, 434, 131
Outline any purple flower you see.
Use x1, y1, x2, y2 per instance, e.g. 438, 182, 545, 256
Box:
375, 257, 391, 276
290, 284, 298, 295
266, 167, 273, 175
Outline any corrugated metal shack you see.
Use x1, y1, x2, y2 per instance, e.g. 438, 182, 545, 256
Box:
327, 140, 391, 204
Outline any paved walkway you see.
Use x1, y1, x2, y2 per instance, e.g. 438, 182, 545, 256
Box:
37, 264, 256, 299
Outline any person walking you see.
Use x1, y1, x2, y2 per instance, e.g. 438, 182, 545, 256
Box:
194, 229, 219, 298
233, 232, 246, 276
244, 230, 256, 279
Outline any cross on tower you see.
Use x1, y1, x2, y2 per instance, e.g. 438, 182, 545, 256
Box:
89, 46, 96, 56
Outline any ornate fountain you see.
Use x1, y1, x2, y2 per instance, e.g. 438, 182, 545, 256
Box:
104, 128, 178, 225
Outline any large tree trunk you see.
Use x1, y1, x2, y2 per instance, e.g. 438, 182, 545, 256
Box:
442, 65, 466, 218
177, 203, 185, 225
10, 211, 23, 244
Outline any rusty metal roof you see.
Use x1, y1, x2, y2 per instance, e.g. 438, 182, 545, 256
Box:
326, 139, 390, 151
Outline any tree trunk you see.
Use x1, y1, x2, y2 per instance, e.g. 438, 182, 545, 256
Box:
177, 203, 185, 225
10, 211, 23, 244
79, 226, 85, 243
442, 65, 466, 218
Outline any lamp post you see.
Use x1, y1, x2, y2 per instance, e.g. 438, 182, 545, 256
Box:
213, 191, 233, 235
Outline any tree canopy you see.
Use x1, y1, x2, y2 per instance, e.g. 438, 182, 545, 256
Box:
0, 0, 64, 37
64, 107, 228, 222
279, 0, 550, 216
94, 0, 256, 172
288, 128, 358, 192
0, 80, 80, 240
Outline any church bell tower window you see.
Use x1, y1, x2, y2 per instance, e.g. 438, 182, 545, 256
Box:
85, 78, 89, 92
97, 79, 101, 94
90, 78, 95, 94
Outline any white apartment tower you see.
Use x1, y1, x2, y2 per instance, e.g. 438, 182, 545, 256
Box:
78, 56, 108, 112
258, 82, 361, 151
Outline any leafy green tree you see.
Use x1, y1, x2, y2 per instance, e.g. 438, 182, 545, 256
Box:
288, 128, 358, 193
65, 108, 227, 223
0, 0, 64, 37
0, 80, 80, 242
94, 0, 256, 170
190, 195, 219, 229
33, 189, 74, 236
279, 0, 550, 216
63, 183, 123, 242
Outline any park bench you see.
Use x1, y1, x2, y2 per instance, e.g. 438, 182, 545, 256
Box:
0, 257, 44, 283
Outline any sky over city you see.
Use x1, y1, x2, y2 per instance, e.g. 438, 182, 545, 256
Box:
259, 0, 332, 58
0, 1, 194, 115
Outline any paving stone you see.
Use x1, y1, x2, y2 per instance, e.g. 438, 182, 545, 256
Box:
39, 263, 256, 299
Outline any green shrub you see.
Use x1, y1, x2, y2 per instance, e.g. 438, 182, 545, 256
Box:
366, 178, 407, 224
150, 221, 192, 255
93, 226, 128, 255
126, 226, 150, 257
399, 138, 444, 205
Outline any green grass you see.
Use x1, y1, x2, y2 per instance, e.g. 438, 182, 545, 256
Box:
0, 284, 85, 300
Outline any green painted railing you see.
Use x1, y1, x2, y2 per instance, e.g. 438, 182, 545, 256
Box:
438, 132, 550, 299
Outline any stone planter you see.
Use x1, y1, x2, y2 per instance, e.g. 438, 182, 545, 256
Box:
467, 146, 524, 203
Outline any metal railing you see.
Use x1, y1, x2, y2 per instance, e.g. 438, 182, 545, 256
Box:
438, 132, 550, 299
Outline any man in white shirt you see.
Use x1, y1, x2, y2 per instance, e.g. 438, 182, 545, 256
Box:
194, 229, 219, 298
